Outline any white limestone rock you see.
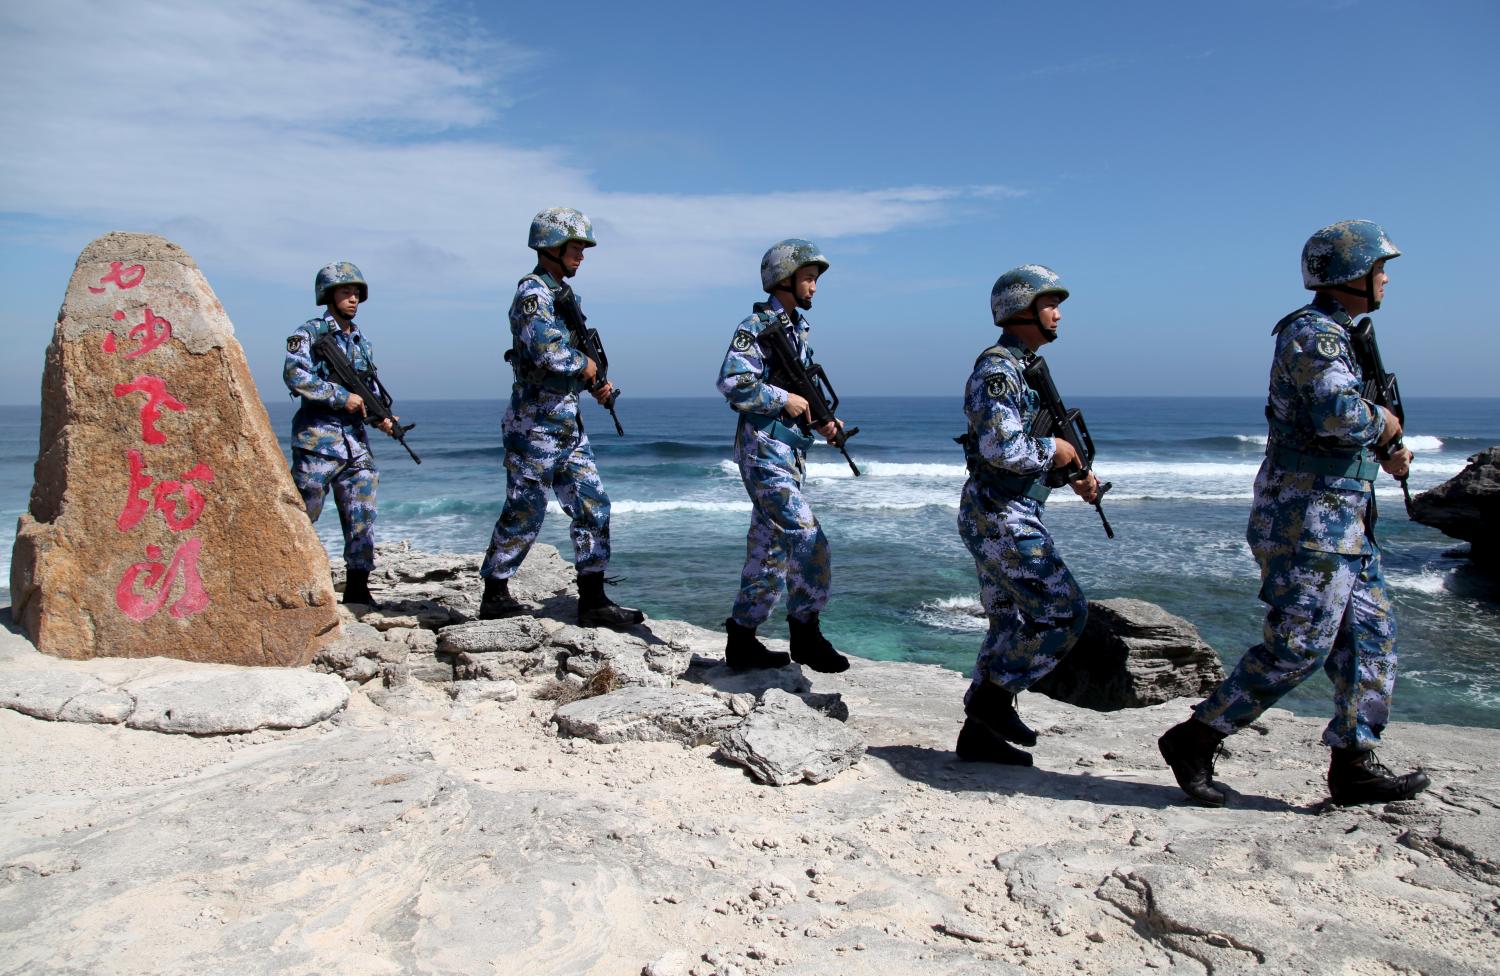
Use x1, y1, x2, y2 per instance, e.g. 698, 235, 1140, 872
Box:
716, 688, 866, 786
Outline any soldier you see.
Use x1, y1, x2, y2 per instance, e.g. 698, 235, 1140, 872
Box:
1159, 220, 1429, 807
284, 262, 395, 606
954, 266, 1100, 766
478, 208, 643, 630
716, 239, 851, 673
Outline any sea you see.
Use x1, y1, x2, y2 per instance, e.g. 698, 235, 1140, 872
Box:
2, 395, 1496, 729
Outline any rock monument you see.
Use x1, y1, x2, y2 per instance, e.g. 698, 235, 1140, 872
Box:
10, 232, 340, 665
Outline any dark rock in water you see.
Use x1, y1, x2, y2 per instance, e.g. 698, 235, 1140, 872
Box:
1411, 447, 1499, 565
1031, 598, 1225, 711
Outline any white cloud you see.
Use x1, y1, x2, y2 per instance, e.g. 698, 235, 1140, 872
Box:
0, 0, 1018, 297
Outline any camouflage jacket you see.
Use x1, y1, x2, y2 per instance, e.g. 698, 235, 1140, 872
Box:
503, 270, 590, 437
718, 297, 823, 462
1265, 293, 1385, 481
284, 314, 378, 459
717, 297, 813, 418
1250, 294, 1387, 556
963, 331, 1056, 479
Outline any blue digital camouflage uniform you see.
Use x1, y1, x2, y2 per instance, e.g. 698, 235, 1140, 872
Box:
1194, 292, 1396, 751
284, 314, 381, 571
958, 332, 1088, 696
718, 297, 831, 628
481, 270, 611, 580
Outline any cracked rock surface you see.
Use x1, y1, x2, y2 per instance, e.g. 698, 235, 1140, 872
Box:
1, 543, 1497, 973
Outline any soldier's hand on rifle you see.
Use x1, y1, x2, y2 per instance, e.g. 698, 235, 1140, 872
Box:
816, 419, 840, 441
345, 392, 367, 417
1051, 437, 1080, 470
1070, 471, 1101, 504
1381, 446, 1412, 479
376, 417, 396, 435
1378, 406, 1403, 446
784, 392, 811, 421
581, 357, 599, 385
590, 381, 614, 404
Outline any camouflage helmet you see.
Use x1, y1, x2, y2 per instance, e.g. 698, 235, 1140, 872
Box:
760, 239, 830, 292
991, 264, 1069, 326
529, 207, 597, 251
1302, 220, 1400, 289
315, 262, 368, 305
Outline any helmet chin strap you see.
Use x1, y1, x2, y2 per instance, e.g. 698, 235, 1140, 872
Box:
540, 246, 573, 279
1331, 272, 1379, 311
1006, 303, 1057, 342
772, 282, 810, 312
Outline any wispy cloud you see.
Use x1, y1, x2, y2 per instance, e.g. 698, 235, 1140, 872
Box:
0, 0, 1018, 296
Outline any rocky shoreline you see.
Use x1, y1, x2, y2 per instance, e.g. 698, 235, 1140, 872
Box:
1, 543, 1496, 975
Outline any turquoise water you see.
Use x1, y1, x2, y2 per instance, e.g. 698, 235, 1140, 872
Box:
3, 395, 1497, 728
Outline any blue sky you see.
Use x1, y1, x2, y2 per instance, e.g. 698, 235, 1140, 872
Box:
1, 0, 1496, 403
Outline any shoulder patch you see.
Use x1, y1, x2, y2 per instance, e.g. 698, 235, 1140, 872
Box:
1314, 334, 1344, 359
521, 294, 540, 316
287, 334, 308, 353
731, 330, 756, 352
984, 374, 1015, 399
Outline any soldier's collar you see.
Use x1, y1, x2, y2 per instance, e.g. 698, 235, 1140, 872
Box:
533, 266, 563, 292
768, 295, 803, 327
321, 313, 362, 340
1310, 291, 1353, 327
998, 330, 1032, 357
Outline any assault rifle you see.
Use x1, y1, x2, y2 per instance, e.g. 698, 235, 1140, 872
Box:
311, 334, 421, 464
1023, 356, 1113, 538
554, 285, 624, 436
760, 308, 861, 476
1349, 316, 1413, 516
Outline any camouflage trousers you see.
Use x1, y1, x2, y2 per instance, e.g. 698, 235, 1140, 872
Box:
729, 439, 830, 628
291, 447, 378, 571
481, 429, 610, 579
1195, 543, 1396, 751
958, 481, 1088, 696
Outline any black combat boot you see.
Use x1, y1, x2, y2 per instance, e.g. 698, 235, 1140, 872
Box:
342, 568, 379, 608
1327, 747, 1430, 806
1158, 718, 1229, 807
724, 618, 791, 671
478, 576, 524, 620
577, 572, 645, 630
966, 680, 1038, 747
786, 613, 851, 674
956, 716, 1033, 766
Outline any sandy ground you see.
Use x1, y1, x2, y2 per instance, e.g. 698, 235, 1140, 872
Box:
2, 639, 1496, 976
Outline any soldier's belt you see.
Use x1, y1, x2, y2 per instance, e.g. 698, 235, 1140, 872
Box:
745, 412, 815, 452
972, 469, 1052, 503
1268, 444, 1379, 482
512, 372, 587, 395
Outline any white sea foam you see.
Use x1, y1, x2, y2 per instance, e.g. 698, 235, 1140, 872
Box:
546, 499, 751, 515
912, 594, 988, 632
1403, 435, 1444, 452
1387, 570, 1451, 595
807, 461, 970, 479
1233, 434, 1269, 446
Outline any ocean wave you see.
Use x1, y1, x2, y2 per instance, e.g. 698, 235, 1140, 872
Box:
911, 594, 988, 632
1387, 569, 1452, 595
715, 459, 971, 479
384, 498, 494, 517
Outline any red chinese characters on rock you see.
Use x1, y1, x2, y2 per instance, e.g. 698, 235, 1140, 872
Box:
98, 264, 214, 624
116, 449, 214, 532
115, 538, 210, 621
113, 375, 185, 446
102, 307, 172, 359
88, 261, 147, 294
